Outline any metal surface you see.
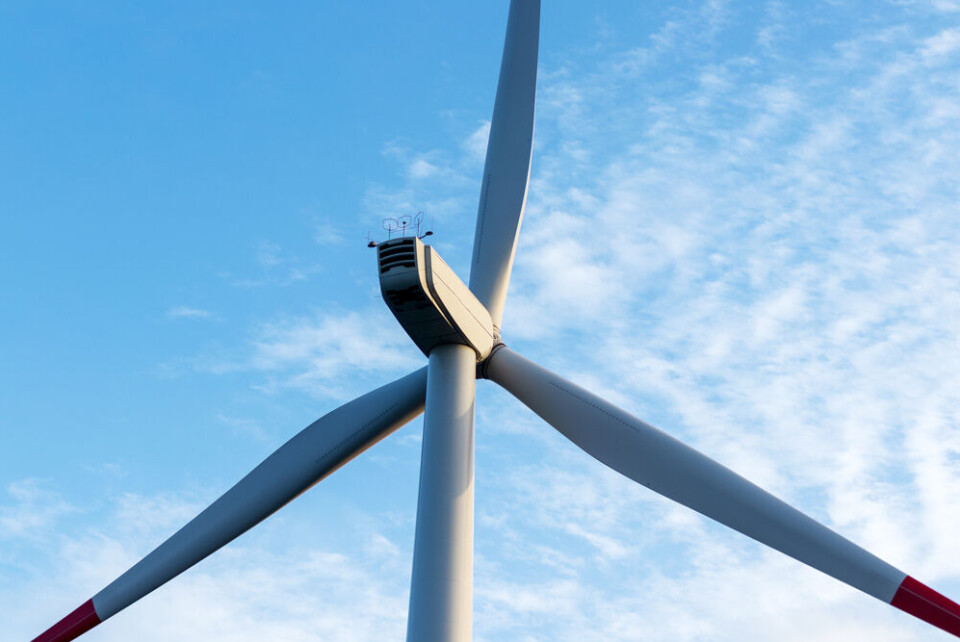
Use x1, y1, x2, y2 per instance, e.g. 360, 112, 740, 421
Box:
406, 344, 477, 642
485, 346, 908, 603
468, 0, 540, 331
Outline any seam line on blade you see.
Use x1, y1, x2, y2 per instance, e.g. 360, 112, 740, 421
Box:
547, 379, 637, 431
899, 583, 960, 619
313, 400, 408, 466
474, 172, 491, 263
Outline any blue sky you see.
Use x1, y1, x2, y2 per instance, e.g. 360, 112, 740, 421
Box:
3, 1, 960, 640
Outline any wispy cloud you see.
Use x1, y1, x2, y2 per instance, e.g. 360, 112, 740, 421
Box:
474, 5, 960, 639
220, 240, 324, 289
161, 305, 423, 402
166, 306, 213, 320
249, 308, 423, 400
0, 479, 74, 541
314, 223, 345, 246
3, 487, 412, 642
463, 120, 491, 163
216, 412, 271, 443
363, 135, 487, 264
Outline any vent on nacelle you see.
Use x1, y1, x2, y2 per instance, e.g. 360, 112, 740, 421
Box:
378, 239, 417, 273
385, 284, 430, 309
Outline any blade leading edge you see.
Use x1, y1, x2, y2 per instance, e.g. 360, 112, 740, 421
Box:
484, 346, 960, 638
468, 0, 539, 331
33, 367, 428, 642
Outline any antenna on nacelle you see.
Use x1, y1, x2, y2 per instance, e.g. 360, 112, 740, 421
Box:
370, 211, 433, 247
414, 211, 433, 239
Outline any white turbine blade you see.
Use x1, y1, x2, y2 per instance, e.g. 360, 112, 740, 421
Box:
32, 367, 428, 642
469, 0, 539, 331
484, 346, 960, 638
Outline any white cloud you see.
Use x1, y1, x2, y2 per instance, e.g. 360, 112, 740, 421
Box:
464, 120, 491, 163
167, 306, 213, 320
922, 26, 960, 57
314, 224, 344, 246
216, 412, 271, 443
408, 157, 439, 179
249, 308, 424, 400
255, 241, 284, 267
0, 479, 74, 540
220, 240, 323, 289
468, 2, 960, 638
3, 488, 412, 642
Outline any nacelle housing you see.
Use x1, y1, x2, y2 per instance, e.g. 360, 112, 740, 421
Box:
378, 237, 495, 360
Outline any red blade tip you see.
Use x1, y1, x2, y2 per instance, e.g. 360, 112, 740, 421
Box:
892, 576, 960, 638
32, 599, 101, 642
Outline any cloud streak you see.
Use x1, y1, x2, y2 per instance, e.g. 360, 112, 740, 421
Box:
167, 306, 213, 320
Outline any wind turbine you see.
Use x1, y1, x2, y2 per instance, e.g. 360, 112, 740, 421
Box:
32, 1, 960, 641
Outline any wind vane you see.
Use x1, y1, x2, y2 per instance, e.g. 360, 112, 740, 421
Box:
368, 210, 433, 247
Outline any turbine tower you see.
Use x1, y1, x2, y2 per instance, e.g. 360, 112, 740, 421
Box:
33, 1, 960, 640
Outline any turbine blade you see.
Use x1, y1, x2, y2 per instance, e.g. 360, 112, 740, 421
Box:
469, 0, 539, 331
32, 367, 428, 642
484, 346, 960, 638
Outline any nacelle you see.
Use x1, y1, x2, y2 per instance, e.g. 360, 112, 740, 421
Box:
378, 237, 495, 360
